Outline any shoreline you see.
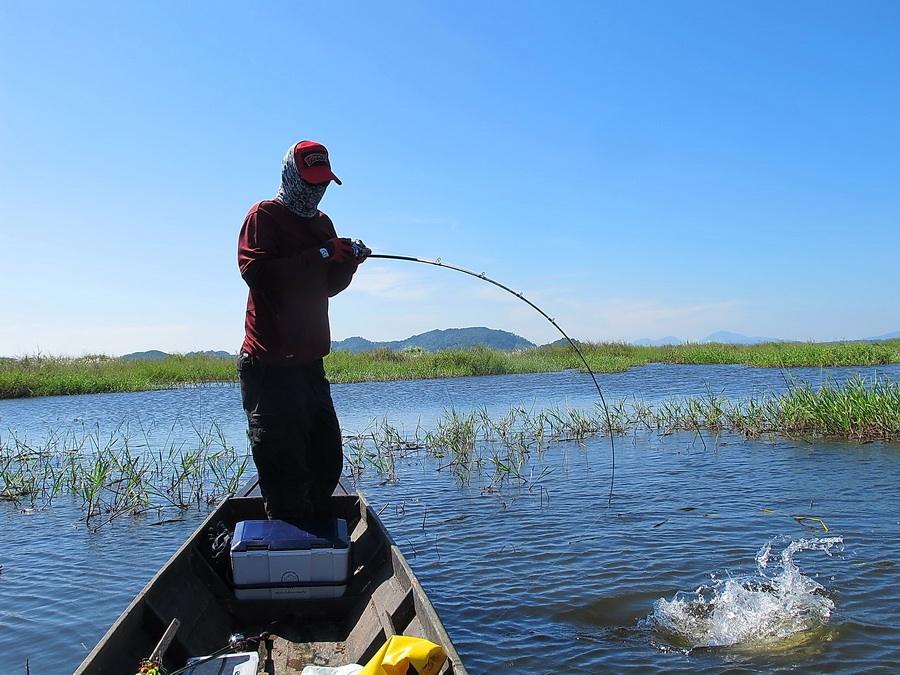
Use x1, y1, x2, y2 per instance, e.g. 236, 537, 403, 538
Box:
2, 340, 898, 400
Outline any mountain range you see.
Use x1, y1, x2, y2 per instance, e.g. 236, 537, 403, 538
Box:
116, 327, 900, 360
330, 327, 535, 352
119, 349, 234, 361
633, 331, 777, 346
634, 330, 900, 346
118, 328, 534, 360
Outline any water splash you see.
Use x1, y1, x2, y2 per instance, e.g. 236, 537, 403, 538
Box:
649, 536, 843, 651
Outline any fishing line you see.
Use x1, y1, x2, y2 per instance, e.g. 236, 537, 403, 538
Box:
367, 252, 616, 506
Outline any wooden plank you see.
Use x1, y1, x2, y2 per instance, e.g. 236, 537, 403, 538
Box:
148, 618, 180, 663
239, 477, 351, 498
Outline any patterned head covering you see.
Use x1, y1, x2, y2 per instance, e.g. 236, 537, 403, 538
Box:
275, 145, 327, 218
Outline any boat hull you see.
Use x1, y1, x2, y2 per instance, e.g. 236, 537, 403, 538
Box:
75, 489, 465, 674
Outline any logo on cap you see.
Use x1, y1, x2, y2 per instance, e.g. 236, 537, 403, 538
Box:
294, 140, 342, 185
303, 152, 328, 167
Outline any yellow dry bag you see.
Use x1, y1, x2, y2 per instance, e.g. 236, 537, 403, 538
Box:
359, 635, 447, 675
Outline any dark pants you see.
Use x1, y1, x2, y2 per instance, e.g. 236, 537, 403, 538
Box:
238, 353, 343, 521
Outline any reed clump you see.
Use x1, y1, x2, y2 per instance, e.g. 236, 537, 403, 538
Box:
344, 376, 900, 488
0, 419, 250, 530
774, 378, 900, 438
2, 340, 899, 399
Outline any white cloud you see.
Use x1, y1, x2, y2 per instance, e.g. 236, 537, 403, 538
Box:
341, 264, 438, 302
423, 284, 745, 344
552, 296, 744, 342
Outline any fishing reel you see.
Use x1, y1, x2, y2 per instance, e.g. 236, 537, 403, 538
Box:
351, 239, 372, 260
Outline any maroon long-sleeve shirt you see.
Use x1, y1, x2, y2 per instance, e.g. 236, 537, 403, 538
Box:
238, 200, 356, 364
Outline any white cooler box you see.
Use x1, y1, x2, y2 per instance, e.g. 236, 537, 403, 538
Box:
230, 518, 350, 600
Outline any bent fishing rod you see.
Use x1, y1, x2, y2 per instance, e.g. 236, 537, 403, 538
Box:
364, 251, 617, 506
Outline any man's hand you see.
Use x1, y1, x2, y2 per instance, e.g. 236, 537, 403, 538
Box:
320, 237, 353, 263
349, 239, 371, 265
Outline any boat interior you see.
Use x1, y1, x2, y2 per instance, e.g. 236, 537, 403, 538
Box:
76, 494, 462, 674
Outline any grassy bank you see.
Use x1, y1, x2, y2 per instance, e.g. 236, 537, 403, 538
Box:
0, 354, 236, 399
2, 340, 899, 399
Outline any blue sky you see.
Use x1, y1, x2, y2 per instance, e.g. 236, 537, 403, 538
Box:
1, 1, 898, 355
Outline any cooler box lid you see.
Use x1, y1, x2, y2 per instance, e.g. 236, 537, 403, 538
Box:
231, 518, 349, 552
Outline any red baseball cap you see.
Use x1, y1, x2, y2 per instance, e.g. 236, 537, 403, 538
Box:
293, 140, 342, 185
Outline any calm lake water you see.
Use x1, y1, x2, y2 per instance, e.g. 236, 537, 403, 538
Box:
1, 364, 899, 673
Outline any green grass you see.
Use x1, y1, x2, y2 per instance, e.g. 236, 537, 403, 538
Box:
611, 376, 900, 441
774, 377, 900, 439
326, 340, 900, 383
652, 340, 900, 368
0, 354, 237, 399
2, 340, 899, 399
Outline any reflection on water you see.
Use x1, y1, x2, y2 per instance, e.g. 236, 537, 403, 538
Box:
649, 536, 843, 651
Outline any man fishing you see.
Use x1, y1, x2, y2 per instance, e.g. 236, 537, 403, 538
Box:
237, 140, 367, 522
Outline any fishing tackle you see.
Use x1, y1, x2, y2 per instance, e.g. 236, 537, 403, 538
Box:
367, 252, 616, 505
165, 632, 270, 675
351, 239, 372, 259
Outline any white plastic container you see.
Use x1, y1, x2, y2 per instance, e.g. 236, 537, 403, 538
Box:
230, 519, 350, 600
300, 666, 363, 675
183, 651, 259, 674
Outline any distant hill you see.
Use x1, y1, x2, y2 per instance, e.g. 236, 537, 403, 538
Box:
115, 328, 899, 361
632, 331, 900, 345
330, 336, 379, 352
630, 332, 778, 345
120, 350, 234, 361
701, 331, 778, 345
120, 350, 169, 361
331, 327, 535, 352
630, 332, 773, 346
633, 336, 683, 346
869, 331, 900, 341
542, 337, 583, 348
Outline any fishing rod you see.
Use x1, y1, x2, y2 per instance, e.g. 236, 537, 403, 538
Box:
363, 250, 616, 506
163, 632, 271, 675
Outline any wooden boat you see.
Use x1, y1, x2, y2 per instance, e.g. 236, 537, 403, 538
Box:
75, 481, 466, 674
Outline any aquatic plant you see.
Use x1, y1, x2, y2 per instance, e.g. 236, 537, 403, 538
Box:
0, 420, 249, 530
774, 376, 900, 439
2, 377, 896, 524
343, 376, 900, 491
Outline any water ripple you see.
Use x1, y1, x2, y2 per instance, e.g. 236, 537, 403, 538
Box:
2, 366, 900, 673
